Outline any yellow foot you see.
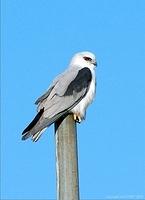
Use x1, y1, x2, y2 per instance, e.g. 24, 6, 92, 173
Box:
73, 114, 82, 123
73, 114, 77, 121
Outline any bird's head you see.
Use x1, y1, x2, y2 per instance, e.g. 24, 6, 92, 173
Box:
70, 51, 97, 69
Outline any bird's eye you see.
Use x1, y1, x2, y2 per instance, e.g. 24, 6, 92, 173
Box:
83, 56, 92, 61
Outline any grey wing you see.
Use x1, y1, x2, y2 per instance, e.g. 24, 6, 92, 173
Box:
35, 74, 60, 105
35, 68, 77, 111
35, 85, 55, 105
22, 67, 92, 141
40, 67, 92, 119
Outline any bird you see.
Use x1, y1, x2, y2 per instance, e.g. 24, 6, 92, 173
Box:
22, 51, 97, 142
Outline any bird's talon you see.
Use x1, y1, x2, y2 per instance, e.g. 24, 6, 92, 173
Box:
78, 116, 81, 123
73, 114, 77, 121
74, 115, 81, 123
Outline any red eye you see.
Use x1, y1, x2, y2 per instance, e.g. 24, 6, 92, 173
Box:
83, 56, 92, 61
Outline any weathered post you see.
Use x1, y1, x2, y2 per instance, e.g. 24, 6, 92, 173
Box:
55, 114, 80, 200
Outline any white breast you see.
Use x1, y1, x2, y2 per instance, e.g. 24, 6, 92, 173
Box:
71, 69, 96, 119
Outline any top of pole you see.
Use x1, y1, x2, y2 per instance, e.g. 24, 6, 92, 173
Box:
55, 114, 80, 200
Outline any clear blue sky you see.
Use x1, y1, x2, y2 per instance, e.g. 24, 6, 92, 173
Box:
1, 0, 145, 199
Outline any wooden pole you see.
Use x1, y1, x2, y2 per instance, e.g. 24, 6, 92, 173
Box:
55, 114, 80, 200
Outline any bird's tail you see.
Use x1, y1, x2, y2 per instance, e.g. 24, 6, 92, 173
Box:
22, 108, 44, 141
22, 107, 70, 142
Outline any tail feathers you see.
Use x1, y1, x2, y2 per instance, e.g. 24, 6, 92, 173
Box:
22, 108, 70, 142
32, 128, 47, 142
22, 108, 44, 141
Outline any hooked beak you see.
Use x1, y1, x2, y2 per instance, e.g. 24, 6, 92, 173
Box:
92, 60, 97, 66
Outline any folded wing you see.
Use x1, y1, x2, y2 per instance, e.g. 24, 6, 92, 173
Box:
22, 67, 92, 141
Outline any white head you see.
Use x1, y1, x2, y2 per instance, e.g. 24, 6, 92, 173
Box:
69, 51, 97, 69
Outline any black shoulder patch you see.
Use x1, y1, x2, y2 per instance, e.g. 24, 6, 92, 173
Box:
64, 67, 92, 96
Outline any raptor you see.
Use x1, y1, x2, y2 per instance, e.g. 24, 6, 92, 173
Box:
22, 51, 97, 142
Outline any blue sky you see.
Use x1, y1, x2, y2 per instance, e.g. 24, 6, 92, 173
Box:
1, 0, 145, 199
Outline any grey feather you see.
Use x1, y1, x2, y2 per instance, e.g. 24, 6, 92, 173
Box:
35, 85, 55, 105
22, 66, 92, 141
